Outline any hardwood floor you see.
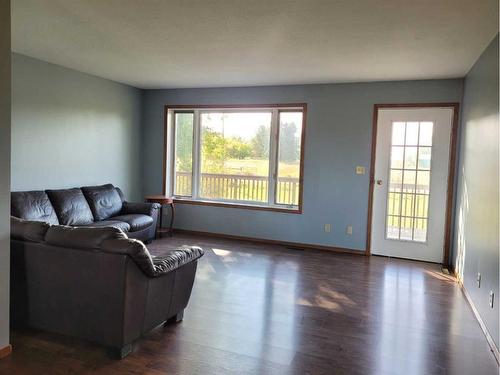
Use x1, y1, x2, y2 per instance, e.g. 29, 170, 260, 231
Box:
0, 233, 498, 374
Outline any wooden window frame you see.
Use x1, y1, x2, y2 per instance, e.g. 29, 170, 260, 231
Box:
163, 103, 307, 214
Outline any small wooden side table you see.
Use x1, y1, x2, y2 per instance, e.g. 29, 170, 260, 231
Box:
145, 195, 175, 237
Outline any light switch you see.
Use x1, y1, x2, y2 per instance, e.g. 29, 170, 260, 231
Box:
356, 166, 365, 175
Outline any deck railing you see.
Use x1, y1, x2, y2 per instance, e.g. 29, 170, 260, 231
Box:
175, 172, 300, 206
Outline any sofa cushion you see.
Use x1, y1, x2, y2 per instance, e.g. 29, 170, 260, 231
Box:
110, 214, 153, 232
46, 188, 95, 225
81, 220, 131, 232
11, 191, 59, 225
11, 216, 51, 243
45, 225, 127, 250
81, 184, 122, 221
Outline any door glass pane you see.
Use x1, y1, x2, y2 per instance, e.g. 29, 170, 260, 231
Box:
389, 169, 403, 192
392, 122, 406, 145
405, 122, 419, 145
403, 170, 416, 189
276, 112, 302, 206
386, 121, 434, 242
174, 113, 194, 196
400, 217, 414, 240
390, 147, 404, 169
418, 147, 432, 170
401, 193, 415, 217
387, 216, 400, 239
416, 171, 430, 194
199, 112, 271, 202
419, 122, 433, 146
404, 147, 417, 169
387, 193, 401, 215
415, 194, 429, 218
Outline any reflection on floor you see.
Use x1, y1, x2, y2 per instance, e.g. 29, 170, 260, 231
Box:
1, 233, 498, 374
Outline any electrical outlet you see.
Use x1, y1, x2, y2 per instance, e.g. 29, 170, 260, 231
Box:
324, 224, 331, 233
477, 273, 481, 288
346, 225, 353, 235
489, 291, 494, 308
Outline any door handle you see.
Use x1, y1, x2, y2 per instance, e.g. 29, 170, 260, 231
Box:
376, 179, 383, 186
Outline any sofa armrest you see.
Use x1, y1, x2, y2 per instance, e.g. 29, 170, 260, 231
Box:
121, 201, 161, 217
151, 247, 204, 276
100, 235, 204, 278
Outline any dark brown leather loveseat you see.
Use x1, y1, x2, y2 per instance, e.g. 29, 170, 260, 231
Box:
10, 217, 204, 358
11, 184, 159, 242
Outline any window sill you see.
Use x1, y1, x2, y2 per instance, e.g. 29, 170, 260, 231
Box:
173, 198, 302, 214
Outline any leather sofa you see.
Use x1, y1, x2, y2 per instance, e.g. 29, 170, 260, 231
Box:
11, 184, 160, 243
10, 217, 204, 358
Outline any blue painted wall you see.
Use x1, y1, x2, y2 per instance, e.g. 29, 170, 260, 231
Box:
11, 54, 143, 201
453, 34, 499, 348
142, 80, 463, 251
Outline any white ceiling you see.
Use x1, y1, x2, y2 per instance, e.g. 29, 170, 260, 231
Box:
12, 0, 499, 89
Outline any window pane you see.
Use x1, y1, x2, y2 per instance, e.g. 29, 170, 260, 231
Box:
418, 147, 432, 170
405, 122, 419, 145
391, 122, 405, 145
400, 217, 414, 240
416, 171, 430, 194
387, 193, 401, 216
419, 122, 433, 146
401, 193, 415, 217
390, 146, 404, 169
387, 216, 400, 239
415, 194, 429, 218
403, 170, 416, 190
200, 112, 271, 202
276, 112, 303, 205
385, 121, 433, 243
174, 113, 193, 196
404, 146, 417, 169
389, 169, 403, 192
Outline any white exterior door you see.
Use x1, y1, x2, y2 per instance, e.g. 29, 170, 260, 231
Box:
371, 108, 454, 263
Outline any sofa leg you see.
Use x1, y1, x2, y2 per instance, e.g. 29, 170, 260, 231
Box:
108, 343, 133, 359
165, 310, 184, 325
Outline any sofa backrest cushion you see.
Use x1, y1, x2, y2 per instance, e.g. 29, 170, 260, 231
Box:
81, 184, 123, 221
45, 225, 127, 250
11, 216, 51, 243
11, 191, 59, 225
46, 188, 95, 225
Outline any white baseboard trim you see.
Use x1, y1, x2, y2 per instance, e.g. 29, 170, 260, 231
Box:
458, 279, 499, 365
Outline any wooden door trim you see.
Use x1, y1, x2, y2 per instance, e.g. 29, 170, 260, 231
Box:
0, 344, 12, 359
365, 103, 460, 267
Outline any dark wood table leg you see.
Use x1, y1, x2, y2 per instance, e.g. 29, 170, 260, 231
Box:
157, 205, 163, 239
168, 202, 175, 237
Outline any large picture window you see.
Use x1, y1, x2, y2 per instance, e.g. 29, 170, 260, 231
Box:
165, 104, 306, 212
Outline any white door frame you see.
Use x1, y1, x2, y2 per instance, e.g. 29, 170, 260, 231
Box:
366, 103, 460, 265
